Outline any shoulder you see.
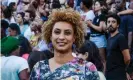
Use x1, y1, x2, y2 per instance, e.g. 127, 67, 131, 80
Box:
85, 61, 100, 79
85, 61, 97, 72
98, 71, 106, 80
117, 33, 126, 40
33, 60, 48, 69
14, 56, 29, 65
87, 10, 95, 16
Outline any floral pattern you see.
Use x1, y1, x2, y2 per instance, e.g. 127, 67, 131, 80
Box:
30, 58, 100, 80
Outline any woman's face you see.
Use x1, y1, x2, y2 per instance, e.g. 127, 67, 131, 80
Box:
24, 12, 30, 21
51, 22, 75, 52
8, 27, 17, 36
77, 52, 88, 60
16, 14, 23, 24
30, 21, 38, 31
40, 0, 45, 5
22, 0, 30, 11
94, 1, 101, 12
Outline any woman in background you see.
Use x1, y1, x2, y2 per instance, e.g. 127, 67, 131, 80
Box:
77, 40, 106, 80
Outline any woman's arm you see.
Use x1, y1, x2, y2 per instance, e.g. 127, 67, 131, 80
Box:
117, 9, 133, 15
87, 21, 105, 32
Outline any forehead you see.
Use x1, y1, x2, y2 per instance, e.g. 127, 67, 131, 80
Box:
95, 1, 100, 5
53, 22, 73, 30
25, 12, 30, 15
107, 17, 117, 21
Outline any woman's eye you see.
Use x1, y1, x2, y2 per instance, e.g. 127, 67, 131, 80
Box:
107, 21, 110, 23
65, 31, 71, 35
54, 30, 60, 34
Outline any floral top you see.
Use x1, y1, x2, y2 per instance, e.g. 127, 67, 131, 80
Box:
30, 58, 100, 80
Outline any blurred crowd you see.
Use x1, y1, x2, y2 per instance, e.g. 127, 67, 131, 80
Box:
1, 0, 133, 80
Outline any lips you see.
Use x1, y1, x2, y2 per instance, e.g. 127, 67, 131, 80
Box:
57, 42, 66, 46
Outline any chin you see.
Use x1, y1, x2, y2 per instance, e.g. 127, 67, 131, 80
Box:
56, 46, 71, 53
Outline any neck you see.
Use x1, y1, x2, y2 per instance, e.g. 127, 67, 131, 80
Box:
97, 11, 101, 16
110, 30, 119, 37
19, 22, 23, 26
53, 49, 74, 64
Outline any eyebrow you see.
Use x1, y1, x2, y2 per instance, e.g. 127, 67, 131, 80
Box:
54, 28, 72, 31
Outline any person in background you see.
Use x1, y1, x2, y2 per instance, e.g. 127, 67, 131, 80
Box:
1, 19, 9, 39
8, 23, 31, 56
1, 36, 29, 80
16, 12, 29, 35
30, 8, 99, 80
24, 10, 36, 40
22, 0, 30, 12
28, 50, 53, 73
80, 0, 95, 40
87, 0, 107, 72
106, 14, 131, 80
115, 0, 133, 52
77, 40, 106, 80
3, 2, 17, 24
29, 21, 42, 49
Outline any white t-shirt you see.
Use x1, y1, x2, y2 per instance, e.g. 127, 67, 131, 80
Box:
81, 10, 95, 33
1, 56, 29, 80
33, 40, 48, 51
81, 10, 95, 21
24, 27, 34, 41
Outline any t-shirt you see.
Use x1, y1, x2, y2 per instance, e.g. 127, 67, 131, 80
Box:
33, 40, 48, 51
106, 33, 128, 80
81, 10, 95, 33
24, 27, 34, 41
1, 56, 29, 80
119, 15, 133, 39
91, 14, 106, 35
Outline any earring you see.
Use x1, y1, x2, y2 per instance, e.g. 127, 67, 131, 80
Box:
48, 42, 53, 48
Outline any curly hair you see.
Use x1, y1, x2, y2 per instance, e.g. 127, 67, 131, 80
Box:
42, 8, 85, 48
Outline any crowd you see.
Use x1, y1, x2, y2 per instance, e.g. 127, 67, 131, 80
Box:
1, 0, 133, 80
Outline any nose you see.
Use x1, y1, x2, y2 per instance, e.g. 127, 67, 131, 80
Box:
59, 32, 65, 40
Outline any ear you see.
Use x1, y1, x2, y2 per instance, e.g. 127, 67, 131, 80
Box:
85, 52, 89, 59
117, 24, 119, 28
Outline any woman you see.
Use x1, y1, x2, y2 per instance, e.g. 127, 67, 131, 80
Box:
77, 41, 106, 80
87, 0, 107, 71
30, 8, 99, 79
16, 12, 28, 35
8, 23, 31, 56
29, 21, 48, 51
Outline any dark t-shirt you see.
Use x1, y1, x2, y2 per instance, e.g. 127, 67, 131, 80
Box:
106, 33, 128, 80
119, 15, 133, 39
91, 14, 106, 34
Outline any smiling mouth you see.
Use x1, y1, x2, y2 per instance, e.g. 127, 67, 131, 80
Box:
57, 42, 66, 46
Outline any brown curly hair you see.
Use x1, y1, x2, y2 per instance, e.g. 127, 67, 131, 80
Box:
42, 8, 85, 48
